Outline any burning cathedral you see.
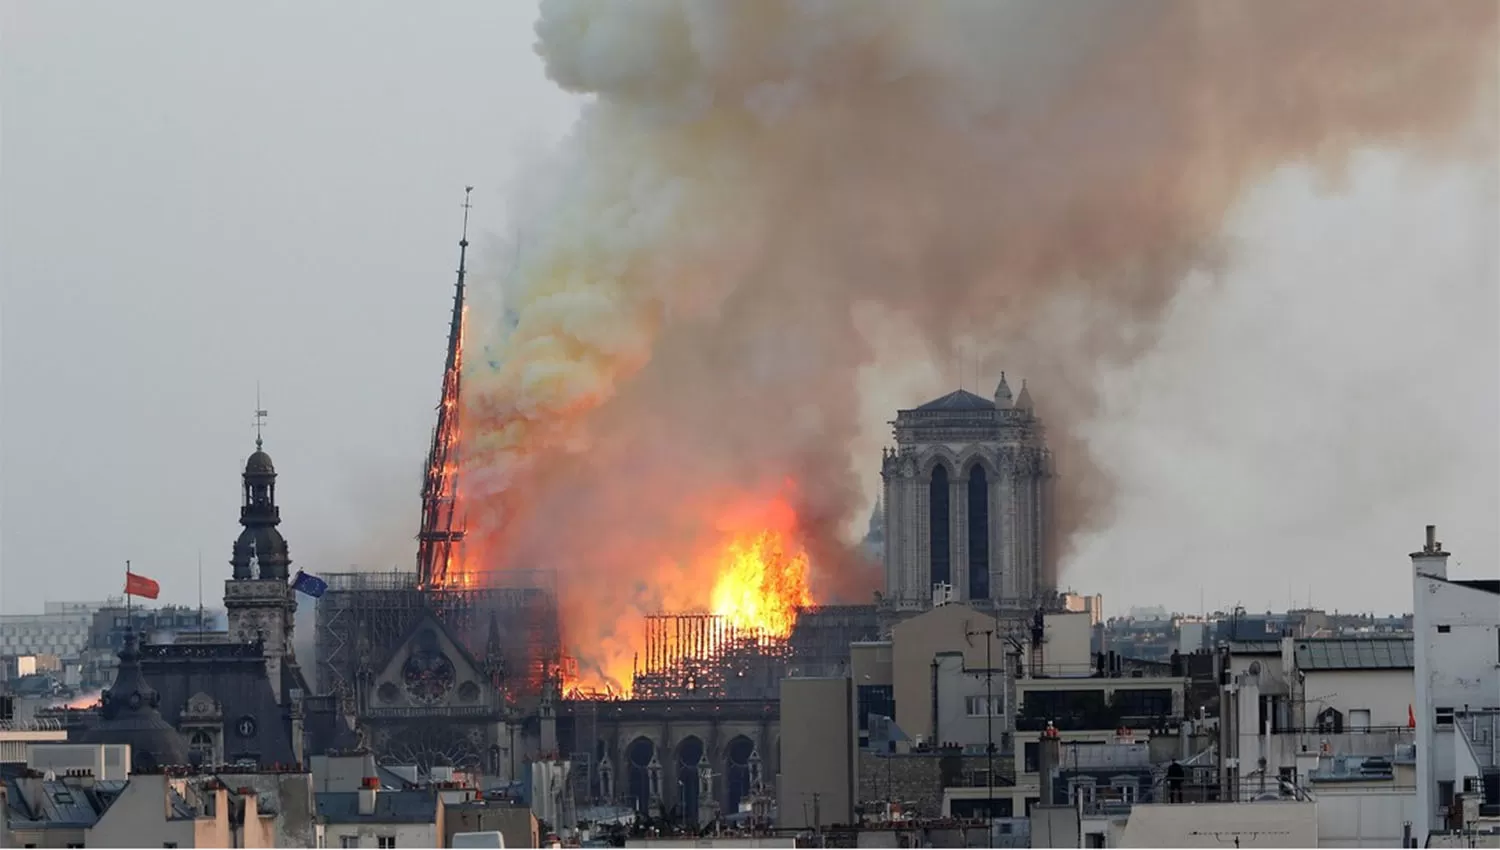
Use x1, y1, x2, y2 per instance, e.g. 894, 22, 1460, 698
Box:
308, 191, 1059, 824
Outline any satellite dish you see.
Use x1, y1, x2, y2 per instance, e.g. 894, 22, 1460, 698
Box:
1248, 661, 1262, 677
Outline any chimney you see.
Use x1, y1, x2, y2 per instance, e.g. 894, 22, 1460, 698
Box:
1037, 724, 1062, 805
1410, 524, 1450, 580
358, 777, 379, 816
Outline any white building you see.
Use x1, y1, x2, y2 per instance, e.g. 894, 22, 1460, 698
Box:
1410, 525, 1500, 844
316, 778, 445, 848
0, 602, 108, 661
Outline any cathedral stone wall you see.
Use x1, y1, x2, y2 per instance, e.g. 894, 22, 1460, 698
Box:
881, 377, 1053, 608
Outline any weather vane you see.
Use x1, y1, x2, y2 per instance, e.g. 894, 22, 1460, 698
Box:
254, 382, 268, 450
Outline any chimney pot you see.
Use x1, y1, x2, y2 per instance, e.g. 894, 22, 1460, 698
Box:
1425, 525, 1436, 550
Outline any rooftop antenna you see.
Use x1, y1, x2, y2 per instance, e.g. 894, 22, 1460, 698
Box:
254, 383, 268, 450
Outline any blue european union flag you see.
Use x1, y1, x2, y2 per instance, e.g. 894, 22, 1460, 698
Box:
290, 570, 328, 599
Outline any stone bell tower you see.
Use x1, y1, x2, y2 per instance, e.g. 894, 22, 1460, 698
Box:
224, 411, 298, 701
880, 373, 1054, 608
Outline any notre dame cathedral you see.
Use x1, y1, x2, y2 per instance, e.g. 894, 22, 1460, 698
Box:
879, 373, 1054, 610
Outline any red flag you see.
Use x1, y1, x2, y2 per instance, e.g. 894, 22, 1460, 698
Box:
1408, 704, 1417, 729
125, 571, 160, 600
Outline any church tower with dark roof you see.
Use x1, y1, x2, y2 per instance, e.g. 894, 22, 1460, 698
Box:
223, 416, 299, 702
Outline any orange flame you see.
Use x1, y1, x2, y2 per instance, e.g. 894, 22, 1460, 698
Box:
709, 530, 813, 638
58, 691, 102, 709
561, 491, 816, 697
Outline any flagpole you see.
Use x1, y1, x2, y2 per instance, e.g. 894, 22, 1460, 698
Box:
197, 550, 204, 638
125, 559, 132, 621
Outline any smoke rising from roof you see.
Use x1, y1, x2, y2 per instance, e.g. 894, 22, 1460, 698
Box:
460, 0, 1496, 678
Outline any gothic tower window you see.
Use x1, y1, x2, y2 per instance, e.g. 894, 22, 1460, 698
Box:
967, 464, 990, 600
929, 464, 951, 589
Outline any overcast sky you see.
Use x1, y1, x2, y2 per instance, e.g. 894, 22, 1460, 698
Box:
2, 3, 1495, 619
1, 2, 580, 612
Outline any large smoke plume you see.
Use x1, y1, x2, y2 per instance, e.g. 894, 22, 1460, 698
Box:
462, 0, 1496, 686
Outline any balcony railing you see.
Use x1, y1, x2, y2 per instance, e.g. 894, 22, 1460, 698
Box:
1016, 714, 1178, 733
1266, 727, 1415, 761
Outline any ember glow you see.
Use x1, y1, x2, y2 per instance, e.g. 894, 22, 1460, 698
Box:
58, 691, 102, 709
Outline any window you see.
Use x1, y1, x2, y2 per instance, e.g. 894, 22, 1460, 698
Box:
340, 837, 358, 849
1437, 625, 1451, 634
1024, 741, 1039, 773
856, 684, 895, 732
966, 695, 1001, 716
1438, 780, 1455, 809
1068, 780, 1097, 806
1436, 706, 1455, 727
189, 730, 214, 761
377, 837, 396, 849
1348, 709, 1371, 732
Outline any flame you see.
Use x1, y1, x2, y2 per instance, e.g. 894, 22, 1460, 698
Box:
58, 691, 102, 709
562, 492, 815, 698
709, 534, 813, 640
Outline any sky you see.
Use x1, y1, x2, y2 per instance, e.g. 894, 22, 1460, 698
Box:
2, 2, 1496, 620
0, 1, 581, 612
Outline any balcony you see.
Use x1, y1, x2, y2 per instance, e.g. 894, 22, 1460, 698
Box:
1267, 727, 1416, 763
1017, 686, 1179, 732
1307, 754, 1404, 783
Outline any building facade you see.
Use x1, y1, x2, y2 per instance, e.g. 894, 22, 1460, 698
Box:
1410, 525, 1500, 842
0, 602, 107, 661
880, 375, 1053, 608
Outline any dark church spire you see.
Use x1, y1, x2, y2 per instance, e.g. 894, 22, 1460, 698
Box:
231, 400, 292, 581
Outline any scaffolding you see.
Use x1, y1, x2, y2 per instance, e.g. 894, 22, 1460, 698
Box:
631, 613, 795, 700
314, 569, 562, 702
624, 605, 881, 700
570, 698, 599, 805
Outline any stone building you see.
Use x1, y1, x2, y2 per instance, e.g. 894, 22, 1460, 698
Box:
55, 436, 356, 767
880, 374, 1053, 609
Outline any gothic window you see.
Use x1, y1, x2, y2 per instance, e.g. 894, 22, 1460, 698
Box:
929, 464, 951, 588
967, 464, 990, 600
